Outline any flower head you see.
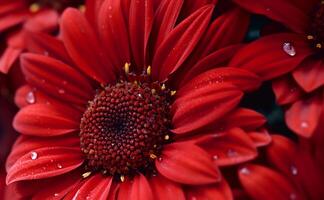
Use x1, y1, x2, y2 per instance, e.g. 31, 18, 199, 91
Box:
6, 0, 268, 199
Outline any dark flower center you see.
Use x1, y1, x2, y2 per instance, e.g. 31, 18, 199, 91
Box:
80, 80, 172, 179
308, 1, 324, 50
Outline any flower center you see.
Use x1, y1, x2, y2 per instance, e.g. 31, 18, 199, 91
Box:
80, 80, 172, 179
308, 1, 324, 50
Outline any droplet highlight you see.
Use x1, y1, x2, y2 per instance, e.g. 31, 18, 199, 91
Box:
283, 42, 296, 56
240, 167, 251, 175
26, 91, 36, 104
290, 165, 298, 176
30, 151, 38, 160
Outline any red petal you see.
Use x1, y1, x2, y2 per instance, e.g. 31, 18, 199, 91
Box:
230, 33, 312, 80
118, 174, 153, 200
221, 108, 266, 130
186, 180, 233, 200
180, 67, 261, 93
0, 11, 27, 32
24, 10, 59, 32
179, 44, 243, 87
21, 53, 93, 106
285, 94, 323, 137
248, 128, 272, 147
150, 175, 185, 200
6, 135, 80, 171
150, 0, 183, 52
238, 164, 303, 200
293, 58, 324, 92
25, 31, 72, 65
233, 0, 309, 33
152, 5, 214, 81
6, 147, 83, 184
156, 143, 220, 185
0, 46, 22, 73
128, 0, 153, 70
61, 8, 115, 83
68, 174, 113, 200
172, 83, 243, 134
197, 128, 257, 166
13, 103, 81, 137
272, 75, 304, 105
97, 0, 131, 70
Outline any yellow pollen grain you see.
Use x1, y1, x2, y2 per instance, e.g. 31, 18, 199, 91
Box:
150, 154, 157, 159
316, 43, 322, 48
120, 175, 125, 182
164, 135, 170, 140
146, 66, 152, 75
82, 171, 92, 179
124, 63, 130, 74
151, 89, 156, 94
170, 90, 177, 96
161, 84, 166, 90
79, 5, 86, 13
29, 3, 40, 13
307, 35, 314, 40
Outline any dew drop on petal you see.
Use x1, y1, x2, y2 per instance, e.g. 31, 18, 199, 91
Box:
54, 193, 59, 197
240, 167, 251, 175
30, 151, 38, 160
290, 165, 298, 176
158, 157, 163, 162
283, 42, 296, 56
212, 155, 219, 160
57, 163, 63, 169
191, 197, 197, 200
26, 91, 36, 104
58, 89, 65, 94
227, 149, 238, 157
300, 121, 309, 129
290, 193, 297, 200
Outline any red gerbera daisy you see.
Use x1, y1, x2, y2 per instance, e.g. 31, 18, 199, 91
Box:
0, 0, 84, 74
230, 0, 324, 138
6, 0, 269, 199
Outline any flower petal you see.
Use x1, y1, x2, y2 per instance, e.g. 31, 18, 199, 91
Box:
197, 128, 258, 166
97, 0, 131, 70
186, 180, 233, 200
6, 147, 83, 184
248, 129, 272, 147
21, 53, 94, 106
233, 0, 309, 33
118, 174, 153, 200
0, 46, 22, 73
172, 83, 243, 134
285, 94, 323, 137
230, 33, 312, 80
13, 103, 81, 137
129, 0, 153, 70
6, 135, 80, 171
152, 5, 214, 81
272, 75, 304, 105
293, 58, 324, 92
61, 8, 115, 83
238, 164, 304, 200
68, 174, 113, 200
150, 175, 185, 200
156, 143, 220, 185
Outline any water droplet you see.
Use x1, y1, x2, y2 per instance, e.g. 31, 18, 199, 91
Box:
290, 165, 298, 176
300, 121, 309, 129
212, 155, 219, 160
240, 167, 251, 175
58, 89, 65, 94
57, 163, 63, 169
283, 42, 296, 56
31, 151, 38, 160
138, 93, 143, 98
290, 193, 297, 200
26, 91, 36, 104
158, 157, 163, 162
191, 197, 197, 200
54, 193, 59, 197
227, 149, 238, 157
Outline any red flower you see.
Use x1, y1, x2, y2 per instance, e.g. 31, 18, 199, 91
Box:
230, 0, 324, 138
5, 0, 270, 199
237, 134, 324, 200
0, 0, 84, 74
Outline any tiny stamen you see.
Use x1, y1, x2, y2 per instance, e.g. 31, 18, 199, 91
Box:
29, 3, 40, 13
161, 84, 166, 90
82, 171, 92, 179
316, 43, 322, 48
307, 35, 314, 40
124, 63, 130, 74
164, 135, 170, 140
170, 90, 176, 96
146, 66, 152, 75
150, 154, 157, 159
120, 175, 125, 182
